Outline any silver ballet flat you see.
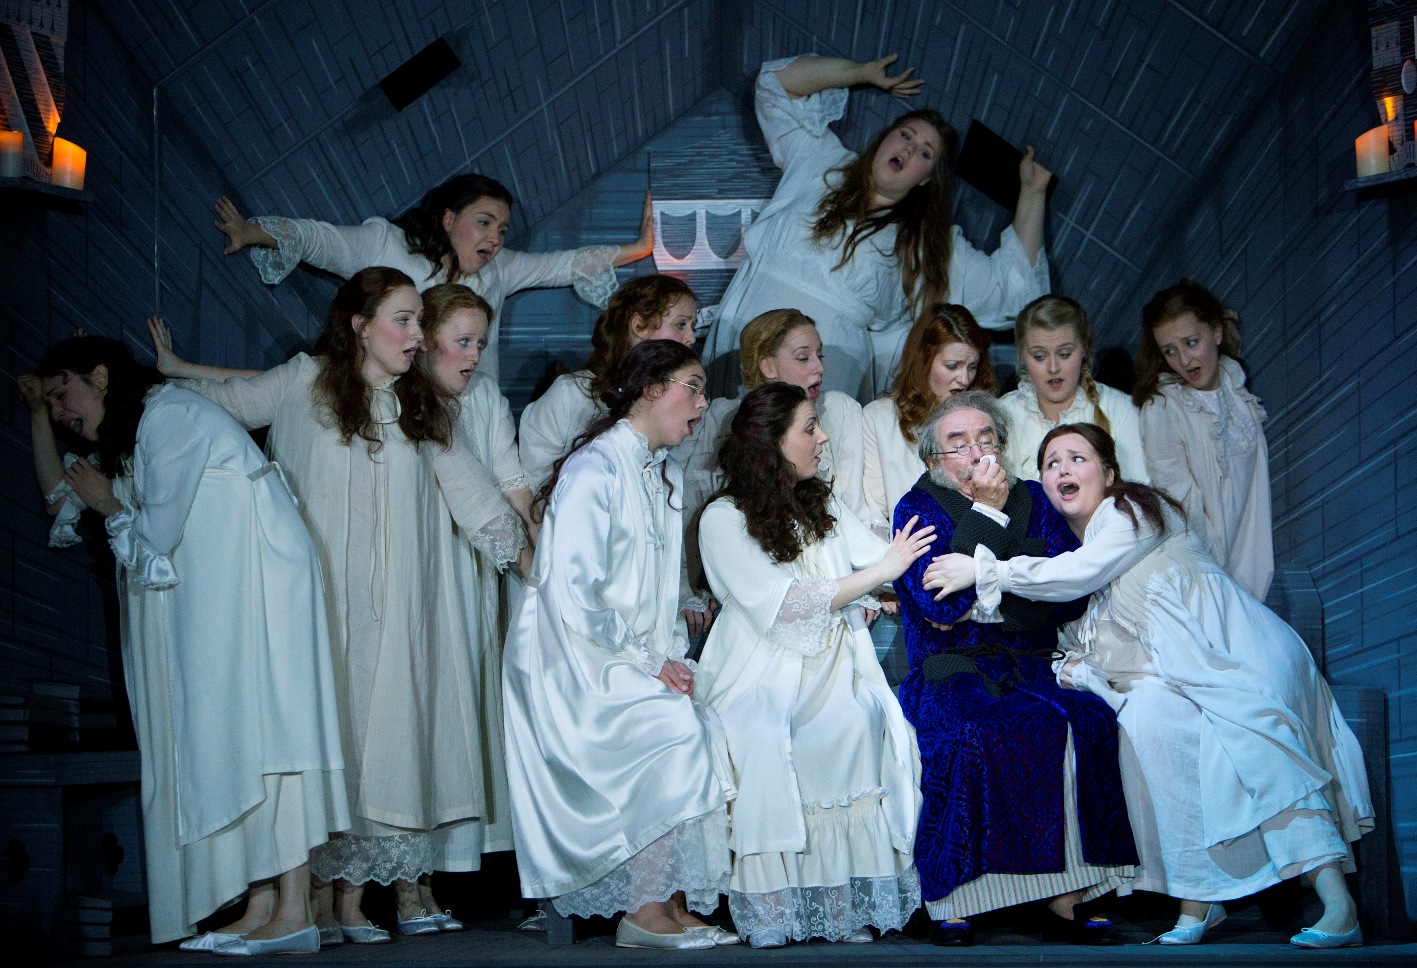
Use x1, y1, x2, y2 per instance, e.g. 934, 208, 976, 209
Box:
338, 922, 393, 944
686, 924, 742, 945
213, 925, 319, 956
1152, 903, 1226, 945
396, 908, 441, 935
432, 910, 465, 932
317, 925, 344, 947
178, 930, 244, 951
615, 918, 716, 949
1291, 924, 1363, 948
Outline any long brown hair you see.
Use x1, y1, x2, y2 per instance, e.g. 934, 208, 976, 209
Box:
1038, 423, 1181, 534
35, 336, 164, 477
890, 303, 994, 443
582, 275, 696, 402
718, 382, 834, 562
1133, 279, 1244, 406
311, 267, 451, 450
812, 109, 957, 317
533, 339, 700, 520
1015, 294, 1110, 434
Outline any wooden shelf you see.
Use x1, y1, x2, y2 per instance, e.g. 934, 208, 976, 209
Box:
0, 174, 91, 202
1345, 166, 1417, 191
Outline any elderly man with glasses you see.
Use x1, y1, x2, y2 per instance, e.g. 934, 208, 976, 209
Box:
891, 391, 1136, 946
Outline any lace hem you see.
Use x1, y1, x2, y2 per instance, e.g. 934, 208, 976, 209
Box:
248, 216, 305, 285
470, 511, 526, 571
106, 505, 179, 589
310, 832, 434, 885
552, 807, 730, 918
768, 578, 838, 657
728, 869, 921, 943
45, 477, 86, 548
569, 245, 619, 309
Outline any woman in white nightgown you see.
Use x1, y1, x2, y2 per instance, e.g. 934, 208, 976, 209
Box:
211, 174, 654, 384
151, 269, 524, 942
1134, 280, 1272, 600
923, 423, 1372, 950
686, 310, 864, 523
415, 284, 534, 898
861, 303, 995, 541
702, 53, 1051, 401
31, 336, 348, 955
696, 382, 932, 948
997, 295, 1148, 484
503, 340, 736, 951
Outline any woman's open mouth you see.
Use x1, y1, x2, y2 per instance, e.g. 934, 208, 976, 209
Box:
806, 381, 821, 400
1057, 482, 1080, 498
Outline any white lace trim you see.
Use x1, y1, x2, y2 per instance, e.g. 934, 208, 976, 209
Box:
768, 578, 838, 657
310, 832, 434, 886
679, 592, 710, 613
627, 642, 669, 677
470, 511, 526, 571
728, 868, 920, 943
46, 479, 86, 548
106, 504, 179, 589
569, 245, 619, 309
248, 216, 305, 285
552, 807, 730, 918
801, 787, 887, 816
498, 474, 528, 492
1159, 357, 1264, 477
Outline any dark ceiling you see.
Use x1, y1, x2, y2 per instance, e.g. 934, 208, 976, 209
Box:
102, 0, 1334, 345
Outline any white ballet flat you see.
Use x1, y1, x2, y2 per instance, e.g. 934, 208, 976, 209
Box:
615, 918, 716, 949
432, 910, 465, 932
685, 924, 742, 945
841, 927, 874, 943
338, 922, 393, 944
396, 908, 441, 935
178, 930, 244, 951
1152, 903, 1226, 945
749, 927, 789, 948
212, 925, 319, 956
317, 925, 343, 947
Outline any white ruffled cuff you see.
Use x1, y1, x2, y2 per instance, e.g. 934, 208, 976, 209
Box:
570, 245, 619, 309
678, 592, 710, 613
497, 474, 528, 493
45, 479, 87, 548
760, 57, 849, 136
248, 216, 305, 285
469, 512, 526, 572
973, 543, 1005, 618
106, 506, 179, 589
624, 635, 668, 677
1000, 224, 1050, 301
767, 578, 837, 657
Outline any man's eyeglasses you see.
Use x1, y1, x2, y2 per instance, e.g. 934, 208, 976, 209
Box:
927, 438, 998, 460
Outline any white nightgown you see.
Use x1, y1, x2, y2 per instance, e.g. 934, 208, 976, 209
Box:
702, 57, 1049, 401
502, 420, 734, 914
861, 396, 927, 539
245, 215, 617, 385
432, 371, 527, 868
973, 498, 1373, 900
185, 355, 523, 881
99, 385, 348, 942
998, 379, 1149, 483
1139, 356, 1272, 600
697, 497, 920, 942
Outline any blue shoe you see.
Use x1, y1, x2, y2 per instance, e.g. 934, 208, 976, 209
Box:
1291, 924, 1363, 948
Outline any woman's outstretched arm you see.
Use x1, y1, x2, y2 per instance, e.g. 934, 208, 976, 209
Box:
774, 53, 924, 100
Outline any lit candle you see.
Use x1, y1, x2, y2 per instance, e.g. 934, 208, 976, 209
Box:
1355, 126, 1390, 178
50, 137, 86, 190
0, 130, 22, 178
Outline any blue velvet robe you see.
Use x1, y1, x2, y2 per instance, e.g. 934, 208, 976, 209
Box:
894, 479, 1137, 905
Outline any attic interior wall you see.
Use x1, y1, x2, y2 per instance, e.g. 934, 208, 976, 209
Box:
2, 0, 1413, 922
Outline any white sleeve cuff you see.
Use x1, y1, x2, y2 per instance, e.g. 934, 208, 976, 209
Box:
106, 505, 180, 589
973, 543, 1005, 617
971, 501, 1009, 526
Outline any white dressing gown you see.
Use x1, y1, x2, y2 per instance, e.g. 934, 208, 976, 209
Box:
697, 498, 920, 941
245, 215, 617, 385
186, 355, 522, 881
702, 57, 1049, 401
998, 379, 1149, 483
502, 420, 734, 914
973, 499, 1373, 900
103, 385, 348, 942
1139, 356, 1272, 600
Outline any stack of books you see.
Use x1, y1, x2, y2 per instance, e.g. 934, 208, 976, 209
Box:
63, 892, 147, 958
